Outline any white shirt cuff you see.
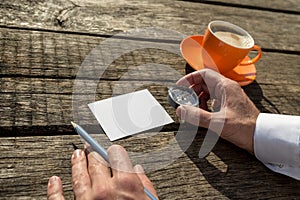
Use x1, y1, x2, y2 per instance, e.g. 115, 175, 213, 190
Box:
254, 113, 300, 180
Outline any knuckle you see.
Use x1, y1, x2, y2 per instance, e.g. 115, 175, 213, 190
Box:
72, 179, 81, 191
72, 171, 89, 189
72, 179, 89, 197
225, 79, 239, 89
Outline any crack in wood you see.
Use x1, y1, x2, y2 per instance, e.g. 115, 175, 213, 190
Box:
56, 1, 80, 27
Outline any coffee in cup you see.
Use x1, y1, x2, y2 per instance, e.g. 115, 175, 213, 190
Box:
201, 21, 262, 74
213, 31, 252, 48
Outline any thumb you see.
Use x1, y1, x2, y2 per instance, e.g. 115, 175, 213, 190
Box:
176, 105, 211, 128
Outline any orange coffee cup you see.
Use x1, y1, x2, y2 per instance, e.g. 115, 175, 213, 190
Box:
201, 20, 262, 74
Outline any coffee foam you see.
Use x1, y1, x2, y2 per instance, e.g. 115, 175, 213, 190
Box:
214, 31, 252, 48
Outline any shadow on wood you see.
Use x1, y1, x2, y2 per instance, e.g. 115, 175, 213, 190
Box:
182, 129, 300, 199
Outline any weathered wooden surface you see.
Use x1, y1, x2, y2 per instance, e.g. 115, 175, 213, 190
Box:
198, 0, 300, 13
0, 30, 185, 80
1, 134, 300, 199
0, 0, 299, 199
0, 28, 299, 131
0, 0, 299, 51
0, 28, 299, 80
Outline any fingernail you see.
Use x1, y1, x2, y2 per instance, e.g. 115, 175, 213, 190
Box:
72, 149, 83, 159
49, 176, 58, 186
134, 164, 145, 173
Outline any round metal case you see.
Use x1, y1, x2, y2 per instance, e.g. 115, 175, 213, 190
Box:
167, 85, 199, 108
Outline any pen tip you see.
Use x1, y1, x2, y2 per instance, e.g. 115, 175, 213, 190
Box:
70, 121, 77, 128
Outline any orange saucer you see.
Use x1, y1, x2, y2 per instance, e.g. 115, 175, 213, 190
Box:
180, 35, 257, 86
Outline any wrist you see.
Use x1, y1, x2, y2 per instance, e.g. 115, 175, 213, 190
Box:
245, 111, 260, 154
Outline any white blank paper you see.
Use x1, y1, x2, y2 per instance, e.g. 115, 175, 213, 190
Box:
88, 89, 174, 141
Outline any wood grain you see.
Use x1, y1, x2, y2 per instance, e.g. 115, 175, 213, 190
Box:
0, 71, 299, 132
0, 28, 186, 79
0, 0, 299, 51
1, 134, 300, 199
0, 0, 299, 199
193, 0, 300, 13
0, 29, 299, 133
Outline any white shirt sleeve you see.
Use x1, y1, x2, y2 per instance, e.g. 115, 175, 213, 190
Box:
254, 113, 300, 180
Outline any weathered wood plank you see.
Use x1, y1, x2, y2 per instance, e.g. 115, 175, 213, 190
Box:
0, 28, 299, 81
196, 0, 300, 13
1, 76, 299, 134
0, 89, 178, 130
0, 134, 299, 199
0, 1, 299, 200
0, 0, 299, 51
1, 38, 299, 132
0, 27, 299, 132
1, 50, 299, 91
0, 28, 186, 80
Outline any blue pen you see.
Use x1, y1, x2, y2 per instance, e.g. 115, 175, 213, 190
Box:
71, 121, 157, 200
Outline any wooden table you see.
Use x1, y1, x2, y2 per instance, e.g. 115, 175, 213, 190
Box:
0, 0, 299, 199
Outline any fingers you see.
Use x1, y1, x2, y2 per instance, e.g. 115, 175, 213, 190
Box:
68, 146, 157, 199
198, 69, 225, 89
47, 176, 65, 200
177, 69, 226, 98
87, 151, 111, 195
176, 70, 205, 87
71, 149, 92, 199
108, 145, 145, 196
108, 145, 134, 174
176, 105, 211, 128
134, 165, 158, 199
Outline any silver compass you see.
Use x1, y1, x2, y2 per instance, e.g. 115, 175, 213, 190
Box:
167, 85, 199, 108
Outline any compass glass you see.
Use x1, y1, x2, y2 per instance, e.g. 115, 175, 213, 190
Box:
168, 85, 199, 108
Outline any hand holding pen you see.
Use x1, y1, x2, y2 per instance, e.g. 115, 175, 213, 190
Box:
47, 122, 158, 200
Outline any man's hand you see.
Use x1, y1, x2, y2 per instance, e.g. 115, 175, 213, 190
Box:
176, 69, 260, 154
47, 145, 158, 200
